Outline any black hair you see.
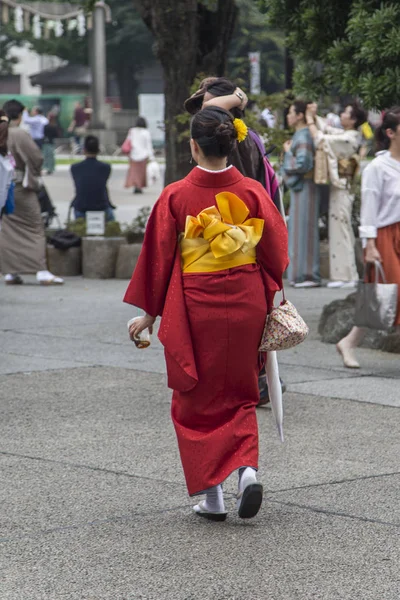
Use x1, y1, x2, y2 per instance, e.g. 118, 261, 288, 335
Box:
291, 100, 309, 122
375, 107, 400, 151
205, 77, 243, 119
348, 101, 367, 129
191, 106, 237, 158
0, 110, 8, 157
36, 107, 43, 115
2, 99, 25, 121
135, 116, 147, 128
84, 135, 100, 154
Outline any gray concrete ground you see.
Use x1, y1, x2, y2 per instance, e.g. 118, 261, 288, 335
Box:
1, 278, 399, 599
43, 164, 163, 228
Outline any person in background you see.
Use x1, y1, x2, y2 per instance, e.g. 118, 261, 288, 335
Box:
68, 101, 88, 153
71, 135, 114, 221
306, 101, 367, 288
124, 117, 154, 194
0, 111, 14, 217
0, 100, 63, 285
337, 107, 400, 368
125, 106, 288, 521
282, 100, 320, 288
42, 113, 59, 175
22, 106, 48, 149
260, 106, 276, 128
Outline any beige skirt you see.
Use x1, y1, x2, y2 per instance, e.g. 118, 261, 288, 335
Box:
0, 184, 47, 274
125, 159, 147, 189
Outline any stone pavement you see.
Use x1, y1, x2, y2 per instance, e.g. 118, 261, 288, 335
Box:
0, 279, 399, 599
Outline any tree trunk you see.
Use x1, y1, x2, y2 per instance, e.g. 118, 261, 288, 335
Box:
134, 0, 238, 184
115, 62, 139, 110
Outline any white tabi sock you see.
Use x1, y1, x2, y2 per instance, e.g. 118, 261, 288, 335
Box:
238, 467, 257, 494
202, 484, 225, 513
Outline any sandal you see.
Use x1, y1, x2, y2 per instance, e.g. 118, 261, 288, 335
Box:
193, 500, 227, 522
5, 274, 24, 285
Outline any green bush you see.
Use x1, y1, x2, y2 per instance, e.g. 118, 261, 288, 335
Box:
122, 206, 152, 244
67, 217, 122, 238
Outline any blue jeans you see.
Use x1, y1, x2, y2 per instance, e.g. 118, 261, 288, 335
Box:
74, 208, 115, 222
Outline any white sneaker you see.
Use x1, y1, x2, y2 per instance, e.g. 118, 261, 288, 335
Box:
36, 270, 64, 285
327, 280, 345, 288
294, 280, 321, 288
341, 280, 358, 289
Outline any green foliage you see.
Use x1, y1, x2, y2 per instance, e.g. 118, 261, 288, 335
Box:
67, 217, 122, 237
122, 206, 151, 243
227, 0, 285, 94
261, 0, 400, 108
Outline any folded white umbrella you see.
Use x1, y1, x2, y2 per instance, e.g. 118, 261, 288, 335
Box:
265, 350, 284, 442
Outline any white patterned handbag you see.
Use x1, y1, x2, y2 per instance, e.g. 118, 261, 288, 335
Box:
259, 290, 309, 352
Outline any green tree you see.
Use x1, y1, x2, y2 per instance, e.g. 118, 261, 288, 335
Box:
133, 0, 238, 183
227, 0, 285, 94
261, 0, 400, 108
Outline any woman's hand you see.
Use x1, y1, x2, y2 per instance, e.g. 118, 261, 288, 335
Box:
365, 239, 382, 264
129, 314, 156, 341
283, 140, 292, 153
306, 103, 318, 122
234, 87, 248, 110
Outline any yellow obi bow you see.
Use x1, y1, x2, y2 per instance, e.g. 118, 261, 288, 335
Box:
180, 192, 264, 273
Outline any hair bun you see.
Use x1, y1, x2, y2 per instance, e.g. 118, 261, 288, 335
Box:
215, 121, 235, 140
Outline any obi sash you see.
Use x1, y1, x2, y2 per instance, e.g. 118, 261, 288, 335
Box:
180, 191, 264, 273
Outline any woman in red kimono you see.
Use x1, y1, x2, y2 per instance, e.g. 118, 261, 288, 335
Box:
125, 107, 288, 521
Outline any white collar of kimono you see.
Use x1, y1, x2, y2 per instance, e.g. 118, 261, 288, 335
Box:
196, 164, 233, 174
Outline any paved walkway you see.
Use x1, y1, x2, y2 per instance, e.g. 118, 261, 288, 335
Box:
1, 280, 399, 599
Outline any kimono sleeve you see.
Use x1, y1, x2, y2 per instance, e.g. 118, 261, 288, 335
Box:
283, 141, 313, 175
254, 188, 289, 310
18, 130, 43, 178
315, 130, 358, 159
123, 191, 178, 317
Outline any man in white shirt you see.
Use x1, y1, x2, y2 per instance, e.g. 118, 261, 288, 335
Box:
23, 107, 48, 149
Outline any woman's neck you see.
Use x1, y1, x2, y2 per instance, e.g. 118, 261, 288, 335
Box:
295, 122, 307, 131
196, 156, 228, 171
389, 144, 400, 162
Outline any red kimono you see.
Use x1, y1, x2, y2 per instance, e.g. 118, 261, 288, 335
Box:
124, 166, 288, 495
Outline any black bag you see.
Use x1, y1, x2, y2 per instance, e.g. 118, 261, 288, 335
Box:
48, 201, 81, 250
37, 184, 58, 228
48, 229, 81, 250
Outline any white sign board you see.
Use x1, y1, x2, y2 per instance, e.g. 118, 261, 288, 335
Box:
249, 52, 261, 95
86, 211, 105, 236
138, 94, 165, 145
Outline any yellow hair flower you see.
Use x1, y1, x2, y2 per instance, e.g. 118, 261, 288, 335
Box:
233, 118, 248, 143
361, 121, 374, 140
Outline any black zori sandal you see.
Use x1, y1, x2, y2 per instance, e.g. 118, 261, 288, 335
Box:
237, 483, 263, 519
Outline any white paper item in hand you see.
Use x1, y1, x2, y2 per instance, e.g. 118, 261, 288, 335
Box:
265, 350, 284, 443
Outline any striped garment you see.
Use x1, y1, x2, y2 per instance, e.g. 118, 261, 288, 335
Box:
283, 127, 320, 284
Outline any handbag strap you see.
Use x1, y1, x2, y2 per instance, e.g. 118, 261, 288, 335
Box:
365, 260, 387, 284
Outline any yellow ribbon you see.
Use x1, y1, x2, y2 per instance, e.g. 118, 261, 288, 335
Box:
181, 192, 264, 273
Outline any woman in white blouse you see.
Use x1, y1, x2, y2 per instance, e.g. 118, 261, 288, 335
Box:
337, 107, 400, 368
124, 116, 154, 194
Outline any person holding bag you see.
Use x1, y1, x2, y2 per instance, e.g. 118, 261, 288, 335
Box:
124, 107, 288, 521
124, 117, 154, 194
337, 107, 400, 368
0, 100, 63, 285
